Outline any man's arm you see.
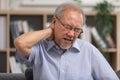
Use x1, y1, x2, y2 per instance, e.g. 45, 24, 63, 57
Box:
91, 46, 119, 80
14, 28, 53, 57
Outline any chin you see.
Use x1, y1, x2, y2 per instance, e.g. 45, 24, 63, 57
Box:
59, 44, 71, 50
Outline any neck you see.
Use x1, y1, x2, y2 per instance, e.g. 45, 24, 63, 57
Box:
54, 40, 67, 52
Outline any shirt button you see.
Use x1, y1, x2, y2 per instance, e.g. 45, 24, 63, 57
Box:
61, 70, 64, 73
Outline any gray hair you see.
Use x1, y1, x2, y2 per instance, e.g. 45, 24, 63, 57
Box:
54, 2, 86, 25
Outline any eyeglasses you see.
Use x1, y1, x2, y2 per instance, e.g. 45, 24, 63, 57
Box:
55, 16, 83, 34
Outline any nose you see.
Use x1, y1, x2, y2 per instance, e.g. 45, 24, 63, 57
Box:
67, 30, 75, 37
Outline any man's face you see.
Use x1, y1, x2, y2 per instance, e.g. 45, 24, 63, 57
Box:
54, 10, 83, 50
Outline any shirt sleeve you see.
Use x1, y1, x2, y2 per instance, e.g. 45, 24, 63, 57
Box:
91, 46, 119, 80
16, 40, 44, 67
16, 50, 28, 63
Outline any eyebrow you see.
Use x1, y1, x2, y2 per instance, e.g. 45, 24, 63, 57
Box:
56, 15, 82, 30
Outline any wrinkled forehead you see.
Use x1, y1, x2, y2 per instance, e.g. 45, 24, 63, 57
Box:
62, 10, 84, 24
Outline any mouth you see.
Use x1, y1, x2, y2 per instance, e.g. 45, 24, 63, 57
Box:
64, 37, 73, 42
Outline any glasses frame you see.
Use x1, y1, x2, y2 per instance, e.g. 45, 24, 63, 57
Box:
55, 16, 83, 34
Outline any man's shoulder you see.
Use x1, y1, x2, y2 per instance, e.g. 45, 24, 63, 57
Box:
74, 39, 96, 49
75, 39, 93, 46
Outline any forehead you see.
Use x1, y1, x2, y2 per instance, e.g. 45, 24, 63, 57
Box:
62, 10, 83, 20
62, 10, 83, 26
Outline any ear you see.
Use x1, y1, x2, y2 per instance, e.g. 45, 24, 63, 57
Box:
46, 16, 56, 41
50, 16, 56, 29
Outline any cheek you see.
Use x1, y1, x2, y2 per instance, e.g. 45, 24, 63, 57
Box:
75, 35, 79, 39
55, 27, 66, 36
54, 30, 68, 43
54, 28, 62, 39
73, 35, 79, 41
54, 30, 64, 39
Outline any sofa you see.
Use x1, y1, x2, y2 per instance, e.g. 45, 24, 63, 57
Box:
0, 68, 33, 80
0, 73, 25, 80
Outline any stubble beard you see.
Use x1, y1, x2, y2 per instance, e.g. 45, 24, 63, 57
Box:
59, 42, 72, 50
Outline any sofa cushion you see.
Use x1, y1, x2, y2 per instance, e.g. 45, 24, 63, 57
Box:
0, 73, 25, 80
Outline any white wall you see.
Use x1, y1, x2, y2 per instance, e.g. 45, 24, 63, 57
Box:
0, 0, 120, 11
